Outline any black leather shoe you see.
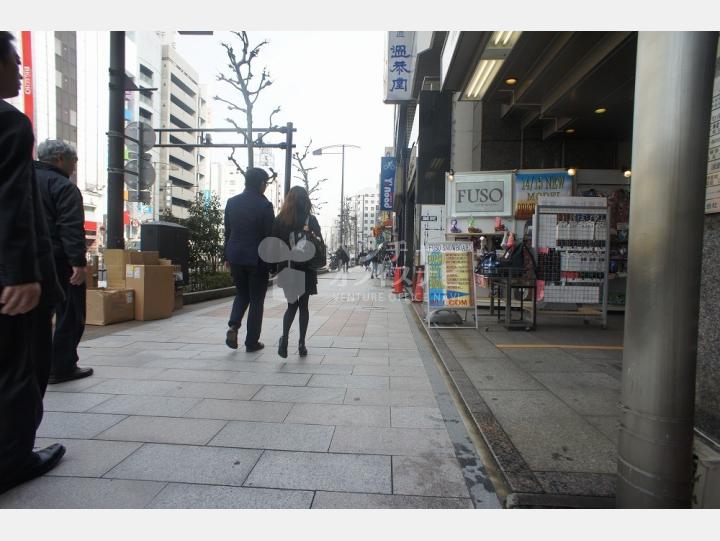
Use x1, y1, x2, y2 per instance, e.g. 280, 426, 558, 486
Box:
225, 327, 238, 349
278, 336, 288, 358
246, 342, 265, 353
0, 443, 66, 495
298, 343, 308, 357
48, 367, 94, 385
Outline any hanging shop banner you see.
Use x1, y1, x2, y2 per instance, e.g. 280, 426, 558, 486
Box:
515, 170, 573, 220
380, 156, 396, 210
20, 32, 34, 128
706, 40, 720, 214
426, 241, 474, 309
448, 171, 512, 217
384, 32, 416, 103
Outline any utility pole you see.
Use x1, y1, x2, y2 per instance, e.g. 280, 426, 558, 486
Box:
284, 122, 293, 195
106, 31, 126, 249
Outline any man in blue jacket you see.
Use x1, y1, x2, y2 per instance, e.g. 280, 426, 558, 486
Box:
224, 167, 274, 352
35, 139, 93, 384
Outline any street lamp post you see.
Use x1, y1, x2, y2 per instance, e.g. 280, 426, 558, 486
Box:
313, 144, 360, 249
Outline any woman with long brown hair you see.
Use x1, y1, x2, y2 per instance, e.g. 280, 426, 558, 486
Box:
271, 186, 323, 358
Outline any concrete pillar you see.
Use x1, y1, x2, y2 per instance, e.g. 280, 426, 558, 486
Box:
617, 31, 718, 508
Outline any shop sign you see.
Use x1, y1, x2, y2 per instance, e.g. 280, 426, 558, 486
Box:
706, 41, 720, 214
515, 170, 573, 220
426, 241, 473, 309
384, 32, 416, 103
20, 32, 34, 127
380, 156, 396, 210
449, 171, 512, 217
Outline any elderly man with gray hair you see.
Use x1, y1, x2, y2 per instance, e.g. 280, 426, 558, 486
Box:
35, 139, 93, 384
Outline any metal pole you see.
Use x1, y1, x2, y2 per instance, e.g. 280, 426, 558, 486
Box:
106, 31, 126, 249
617, 31, 718, 508
284, 122, 293, 196
340, 145, 345, 247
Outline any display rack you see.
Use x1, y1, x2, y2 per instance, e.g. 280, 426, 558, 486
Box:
533, 196, 609, 328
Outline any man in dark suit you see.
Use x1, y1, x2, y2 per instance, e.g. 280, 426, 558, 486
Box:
224, 167, 274, 352
0, 31, 65, 495
35, 139, 93, 384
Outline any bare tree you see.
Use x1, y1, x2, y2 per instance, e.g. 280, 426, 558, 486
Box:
293, 139, 327, 210
215, 31, 280, 178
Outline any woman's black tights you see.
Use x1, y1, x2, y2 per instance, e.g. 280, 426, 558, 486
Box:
282, 293, 310, 344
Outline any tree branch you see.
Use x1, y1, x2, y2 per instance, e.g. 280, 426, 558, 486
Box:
228, 147, 246, 176
213, 94, 247, 114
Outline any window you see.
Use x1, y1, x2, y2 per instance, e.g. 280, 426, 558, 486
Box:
56, 71, 63, 88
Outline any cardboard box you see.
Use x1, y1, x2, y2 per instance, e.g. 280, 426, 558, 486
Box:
125, 264, 174, 321
86, 288, 135, 325
105, 250, 160, 287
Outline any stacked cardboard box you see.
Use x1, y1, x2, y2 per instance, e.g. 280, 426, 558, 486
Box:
104, 249, 160, 288
86, 288, 135, 325
125, 264, 175, 321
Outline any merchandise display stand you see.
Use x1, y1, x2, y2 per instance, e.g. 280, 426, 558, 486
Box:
533, 196, 609, 328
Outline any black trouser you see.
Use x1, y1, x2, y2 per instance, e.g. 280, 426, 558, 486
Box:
282, 293, 310, 344
228, 264, 269, 346
0, 309, 45, 479
51, 261, 86, 376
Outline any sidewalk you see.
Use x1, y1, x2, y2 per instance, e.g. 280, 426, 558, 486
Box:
0, 267, 500, 509
412, 302, 623, 507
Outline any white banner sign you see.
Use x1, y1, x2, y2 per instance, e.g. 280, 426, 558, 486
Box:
384, 32, 416, 103
448, 171, 513, 217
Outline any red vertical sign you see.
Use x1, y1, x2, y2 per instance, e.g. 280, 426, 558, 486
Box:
20, 31, 33, 128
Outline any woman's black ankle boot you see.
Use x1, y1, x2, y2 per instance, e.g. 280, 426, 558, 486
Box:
298, 341, 308, 357
278, 336, 288, 358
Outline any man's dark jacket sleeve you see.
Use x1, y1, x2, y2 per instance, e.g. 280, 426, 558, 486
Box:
0, 108, 41, 287
55, 182, 87, 267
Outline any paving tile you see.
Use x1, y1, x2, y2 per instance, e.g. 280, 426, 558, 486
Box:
152, 368, 237, 383
304, 347, 360, 357
89, 395, 201, 417
166, 382, 262, 400
186, 399, 293, 422
456, 357, 544, 390
48, 377, 108, 392
393, 455, 470, 498
353, 365, 428, 377
278, 363, 354, 375
252, 385, 346, 404
390, 376, 433, 390
311, 491, 473, 509
284, 403, 390, 427
344, 388, 437, 407
34, 437, 142, 477
227, 372, 311, 386
79, 355, 152, 367
244, 450, 391, 493
391, 407, 445, 430
105, 443, 262, 486
42, 392, 114, 413
0, 476, 166, 508
330, 426, 455, 456
37, 412, 126, 439
91, 366, 167, 380
209, 421, 334, 452
308, 374, 389, 389
149, 483, 314, 509
84, 378, 182, 396
322, 356, 388, 365
479, 389, 618, 473
78, 347, 144, 357
586, 415, 620, 444
97, 416, 227, 445
533, 372, 621, 416
502, 348, 594, 372
133, 341, 188, 350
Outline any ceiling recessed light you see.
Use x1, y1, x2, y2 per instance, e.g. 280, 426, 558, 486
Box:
565, 128, 576, 134
595, 107, 607, 114
505, 77, 518, 85
567, 168, 577, 176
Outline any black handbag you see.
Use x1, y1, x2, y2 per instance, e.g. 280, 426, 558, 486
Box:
300, 216, 326, 270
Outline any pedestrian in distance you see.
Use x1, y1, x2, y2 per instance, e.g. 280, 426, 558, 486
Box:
223, 167, 275, 352
339, 245, 349, 273
271, 186, 323, 358
35, 140, 94, 384
0, 30, 66, 495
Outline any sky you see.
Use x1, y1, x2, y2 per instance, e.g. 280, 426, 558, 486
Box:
174, 31, 395, 231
